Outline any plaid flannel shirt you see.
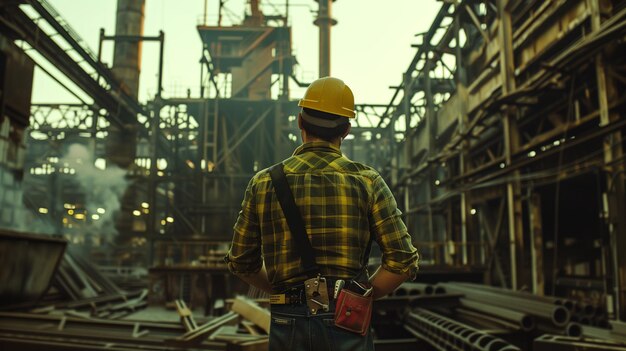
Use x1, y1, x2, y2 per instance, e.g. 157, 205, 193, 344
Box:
225, 141, 419, 290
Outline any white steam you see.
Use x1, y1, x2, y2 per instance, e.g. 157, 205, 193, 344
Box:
62, 143, 127, 241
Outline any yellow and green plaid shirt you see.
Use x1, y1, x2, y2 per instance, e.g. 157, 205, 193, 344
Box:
226, 141, 419, 290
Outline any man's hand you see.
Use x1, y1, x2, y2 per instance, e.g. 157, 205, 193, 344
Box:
234, 263, 272, 294
369, 266, 411, 299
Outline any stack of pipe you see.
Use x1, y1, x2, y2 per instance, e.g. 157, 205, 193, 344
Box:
454, 282, 609, 327
567, 302, 609, 328
393, 282, 446, 296
405, 308, 521, 351
439, 282, 584, 336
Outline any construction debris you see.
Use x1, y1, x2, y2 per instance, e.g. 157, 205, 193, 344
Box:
230, 297, 271, 334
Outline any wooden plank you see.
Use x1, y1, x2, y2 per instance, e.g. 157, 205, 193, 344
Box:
230, 297, 270, 334
226, 338, 269, 351
168, 311, 239, 344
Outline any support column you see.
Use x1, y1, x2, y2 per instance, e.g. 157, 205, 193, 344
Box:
497, 0, 525, 290
424, 56, 436, 260
454, 4, 469, 266
529, 192, 544, 295
147, 100, 162, 266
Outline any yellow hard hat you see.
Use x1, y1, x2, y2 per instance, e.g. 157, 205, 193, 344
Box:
298, 77, 355, 118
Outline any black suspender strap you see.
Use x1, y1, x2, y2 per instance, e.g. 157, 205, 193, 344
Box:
269, 163, 320, 276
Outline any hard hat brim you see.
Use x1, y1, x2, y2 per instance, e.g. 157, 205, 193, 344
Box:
300, 109, 350, 128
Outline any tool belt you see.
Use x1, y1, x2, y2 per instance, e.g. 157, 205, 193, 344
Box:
270, 288, 306, 305
270, 278, 340, 305
269, 163, 373, 334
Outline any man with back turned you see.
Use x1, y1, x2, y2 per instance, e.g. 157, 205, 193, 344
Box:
225, 77, 419, 350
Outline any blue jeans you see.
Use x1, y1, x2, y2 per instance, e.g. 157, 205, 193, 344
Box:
269, 303, 374, 351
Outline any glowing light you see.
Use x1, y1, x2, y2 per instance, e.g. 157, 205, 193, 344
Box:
141, 202, 149, 209
528, 150, 537, 158
166, 216, 174, 223
470, 209, 477, 215
435, 180, 441, 186
133, 210, 141, 216
160, 220, 167, 225
64, 203, 75, 209
92, 214, 100, 220
38, 208, 48, 214
97, 208, 105, 214
94, 158, 106, 170
74, 213, 86, 220
68, 209, 74, 215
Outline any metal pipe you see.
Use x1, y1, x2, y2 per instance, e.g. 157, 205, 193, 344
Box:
453, 282, 560, 304
566, 322, 583, 337
441, 283, 570, 327
399, 282, 435, 295
157, 31, 164, 98
455, 307, 521, 331
459, 298, 536, 331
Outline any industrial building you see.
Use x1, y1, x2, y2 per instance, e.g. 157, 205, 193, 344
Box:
0, 0, 625, 350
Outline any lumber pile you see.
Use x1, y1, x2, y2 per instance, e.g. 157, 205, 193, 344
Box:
168, 297, 270, 351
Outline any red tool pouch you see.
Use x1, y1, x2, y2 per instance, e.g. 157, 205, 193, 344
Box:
333, 288, 373, 335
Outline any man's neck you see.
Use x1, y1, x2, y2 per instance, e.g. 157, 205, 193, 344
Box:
302, 135, 341, 148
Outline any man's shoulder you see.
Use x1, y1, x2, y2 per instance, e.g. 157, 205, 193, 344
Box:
252, 156, 383, 183
333, 157, 381, 180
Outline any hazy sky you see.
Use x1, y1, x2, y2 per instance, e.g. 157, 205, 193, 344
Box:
31, 0, 441, 105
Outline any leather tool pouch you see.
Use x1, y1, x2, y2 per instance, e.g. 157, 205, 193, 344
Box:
334, 287, 373, 335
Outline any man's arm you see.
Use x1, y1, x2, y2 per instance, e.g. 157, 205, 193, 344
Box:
226, 176, 271, 292
234, 263, 272, 294
368, 175, 419, 299
369, 266, 411, 300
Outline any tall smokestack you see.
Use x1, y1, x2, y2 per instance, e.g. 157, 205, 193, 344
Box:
244, 0, 264, 26
106, 0, 144, 169
112, 0, 145, 98
314, 0, 336, 78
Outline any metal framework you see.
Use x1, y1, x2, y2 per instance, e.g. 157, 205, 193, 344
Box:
381, 0, 626, 320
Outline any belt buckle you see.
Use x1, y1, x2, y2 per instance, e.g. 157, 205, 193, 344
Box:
304, 274, 330, 315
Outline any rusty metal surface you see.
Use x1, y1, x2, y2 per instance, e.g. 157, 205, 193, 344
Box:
0, 35, 34, 126
0, 229, 66, 306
